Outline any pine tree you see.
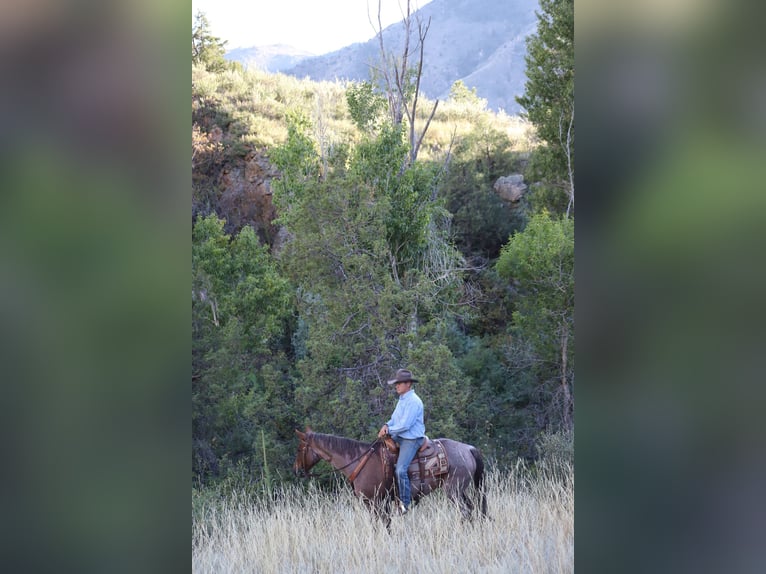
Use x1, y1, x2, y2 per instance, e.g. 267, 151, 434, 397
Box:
192, 10, 228, 72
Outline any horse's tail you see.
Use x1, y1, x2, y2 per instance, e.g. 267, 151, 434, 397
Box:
470, 446, 488, 518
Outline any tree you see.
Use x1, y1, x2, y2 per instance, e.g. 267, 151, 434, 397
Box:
440, 113, 526, 261
516, 0, 574, 216
448, 80, 486, 110
270, 108, 467, 444
496, 212, 574, 431
192, 10, 228, 72
346, 81, 388, 134
269, 111, 321, 224
371, 0, 439, 167
192, 214, 295, 485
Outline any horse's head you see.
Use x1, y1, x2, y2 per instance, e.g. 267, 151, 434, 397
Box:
293, 428, 321, 478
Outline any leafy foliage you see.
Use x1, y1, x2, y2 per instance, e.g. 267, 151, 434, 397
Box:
516, 0, 574, 215
192, 215, 296, 483
269, 111, 321, 226
265, 103, 477, 456
440, 113, 527, 261
497, 212, 574, 431
346, 81, 388, 134
535, 428, 574, 483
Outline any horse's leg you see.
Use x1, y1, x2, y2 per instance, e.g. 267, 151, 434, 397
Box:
469, 446, 488, 519
382, 497, 392, 532
445, 475, 474, 521
370, 496, 391, 532
460, 488, 475, 520
362, 493, 392, 532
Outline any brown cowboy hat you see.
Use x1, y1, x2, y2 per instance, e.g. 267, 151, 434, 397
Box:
387, 368, 418, 385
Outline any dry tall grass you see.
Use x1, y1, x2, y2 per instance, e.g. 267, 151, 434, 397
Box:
193, 464, 573, 574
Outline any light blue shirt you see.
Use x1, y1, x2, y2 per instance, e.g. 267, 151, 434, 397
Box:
386, 389, 425, 439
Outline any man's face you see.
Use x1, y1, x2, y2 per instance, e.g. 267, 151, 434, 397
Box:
394, 381, 412, 396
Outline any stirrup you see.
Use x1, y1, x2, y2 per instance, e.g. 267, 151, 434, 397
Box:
398, 501, 409, 515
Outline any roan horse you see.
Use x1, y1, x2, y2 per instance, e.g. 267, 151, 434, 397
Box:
293, 427, 487, 527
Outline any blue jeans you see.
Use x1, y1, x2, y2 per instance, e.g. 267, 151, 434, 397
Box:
395, 437, 424, 507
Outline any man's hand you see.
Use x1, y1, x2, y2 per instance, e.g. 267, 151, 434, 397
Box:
377, 424, 389, 438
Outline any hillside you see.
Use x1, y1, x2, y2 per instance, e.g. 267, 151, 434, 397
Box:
191, 64, 534, 243
225, 44, 315, 73
281, 0, 539, 114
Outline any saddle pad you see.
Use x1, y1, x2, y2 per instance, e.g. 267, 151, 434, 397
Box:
408, 439, 449, 481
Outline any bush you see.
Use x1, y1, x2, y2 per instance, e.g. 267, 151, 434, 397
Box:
535, 428, 574, 484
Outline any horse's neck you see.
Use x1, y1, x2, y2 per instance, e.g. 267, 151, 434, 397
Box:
311, 434, 369, 468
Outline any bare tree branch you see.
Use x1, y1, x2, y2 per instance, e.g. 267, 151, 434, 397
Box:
558, 107, 575, 217
373, 0, 438, 166
413, 99, 439, 165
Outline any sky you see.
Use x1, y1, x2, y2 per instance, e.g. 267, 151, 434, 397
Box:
191, 0, 435, 55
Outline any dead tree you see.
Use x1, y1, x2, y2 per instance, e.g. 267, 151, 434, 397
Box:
371, 0, 439, 167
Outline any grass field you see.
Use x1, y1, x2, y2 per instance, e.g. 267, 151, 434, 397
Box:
193, 463, 573, 573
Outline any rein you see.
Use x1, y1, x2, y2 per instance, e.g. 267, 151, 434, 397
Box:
347, 446, 376, 483
305, 436, 383, 482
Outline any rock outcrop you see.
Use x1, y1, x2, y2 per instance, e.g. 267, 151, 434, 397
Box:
218, 151, 278, 242
493, 174, 527, 204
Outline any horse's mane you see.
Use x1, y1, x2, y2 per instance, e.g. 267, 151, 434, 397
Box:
310, 432, 372, 454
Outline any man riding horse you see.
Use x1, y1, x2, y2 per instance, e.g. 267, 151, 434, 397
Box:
294, 368, 487, 526
377, 368, 425, 515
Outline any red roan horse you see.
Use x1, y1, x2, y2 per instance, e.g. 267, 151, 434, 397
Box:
293, 428, 487, 527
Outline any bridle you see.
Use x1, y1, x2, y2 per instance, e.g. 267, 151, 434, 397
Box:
295, 437, 320, 477
296, 433, 384, 482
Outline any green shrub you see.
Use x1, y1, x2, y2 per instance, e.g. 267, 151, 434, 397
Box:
535, 428, 574, 484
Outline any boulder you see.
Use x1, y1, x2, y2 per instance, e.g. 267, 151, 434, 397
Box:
493, 174, 527, 203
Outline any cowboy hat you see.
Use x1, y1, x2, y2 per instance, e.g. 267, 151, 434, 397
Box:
387, 368, 418, 385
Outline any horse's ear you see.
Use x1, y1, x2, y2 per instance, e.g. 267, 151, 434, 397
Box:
305, 425, 313, 433
295, 429, 306, 439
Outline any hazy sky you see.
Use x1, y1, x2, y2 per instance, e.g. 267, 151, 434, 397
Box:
191, 0, 434, 55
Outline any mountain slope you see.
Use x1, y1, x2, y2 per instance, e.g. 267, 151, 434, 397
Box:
226, 44, 315, 73
284, 0, 538, 114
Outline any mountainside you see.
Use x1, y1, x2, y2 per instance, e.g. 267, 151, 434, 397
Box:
226, 44, 315, 73
283, 0, 539, 114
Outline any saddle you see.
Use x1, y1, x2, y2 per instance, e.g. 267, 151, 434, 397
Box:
384, 436, 449, 481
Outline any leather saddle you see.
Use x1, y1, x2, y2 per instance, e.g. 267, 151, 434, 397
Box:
384, 436, 449, 481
